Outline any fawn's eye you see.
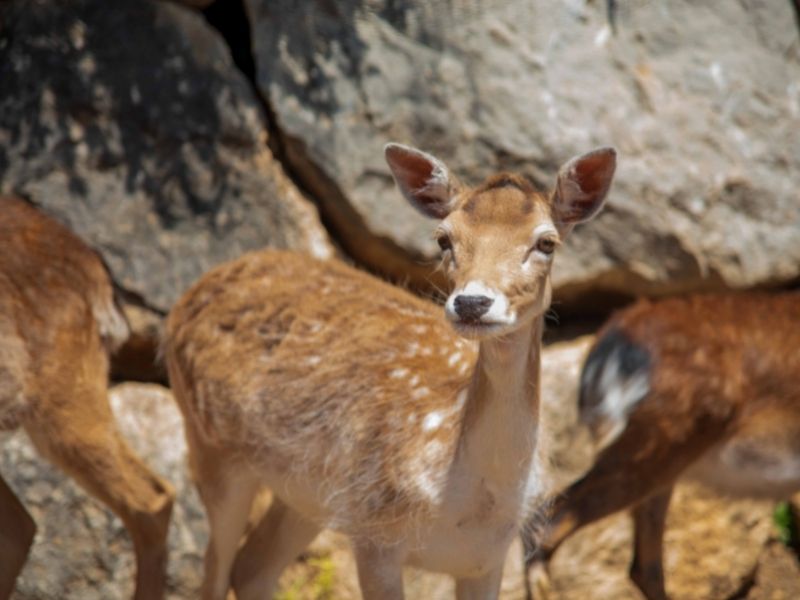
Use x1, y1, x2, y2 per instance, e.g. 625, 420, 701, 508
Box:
437, 234, 453, 252
535, 237, 557, 255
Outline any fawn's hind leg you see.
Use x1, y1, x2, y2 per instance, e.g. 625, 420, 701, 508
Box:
187, 434, 259, 600
231, 496, 321, 600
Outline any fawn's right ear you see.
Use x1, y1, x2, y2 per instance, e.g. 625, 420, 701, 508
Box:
385, 143, 458, 219
552, 147, 616, 235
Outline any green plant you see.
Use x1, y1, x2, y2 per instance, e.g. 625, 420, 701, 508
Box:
773, 501, 798, 547
275, 554, 337, 600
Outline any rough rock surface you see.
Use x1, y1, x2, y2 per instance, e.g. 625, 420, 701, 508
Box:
3, 341, 797, 598
161, 0, 215, 9
247, 0, 800, 302
0, 0, 332, 314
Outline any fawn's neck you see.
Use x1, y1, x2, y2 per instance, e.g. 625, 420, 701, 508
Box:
459, 316, 543, 493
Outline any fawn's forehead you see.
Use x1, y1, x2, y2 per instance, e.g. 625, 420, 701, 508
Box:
452, 173, 551, 229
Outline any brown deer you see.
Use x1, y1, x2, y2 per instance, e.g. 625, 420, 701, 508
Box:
523, 292, 800, 600
0, 197, 175, 599
163, 142, 617, 599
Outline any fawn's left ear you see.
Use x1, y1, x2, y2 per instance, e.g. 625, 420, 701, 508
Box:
384, 143, 459, 219
553, 147, 616, 234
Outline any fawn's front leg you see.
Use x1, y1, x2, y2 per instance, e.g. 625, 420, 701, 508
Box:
456, 566, 504, 600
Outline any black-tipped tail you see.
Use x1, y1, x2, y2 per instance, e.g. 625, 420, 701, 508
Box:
579, 328, 651, 444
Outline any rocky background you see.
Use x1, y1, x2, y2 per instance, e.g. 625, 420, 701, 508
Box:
1, 0, 799, 598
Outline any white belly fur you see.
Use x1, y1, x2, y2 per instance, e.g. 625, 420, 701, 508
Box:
264, 465, 530, 578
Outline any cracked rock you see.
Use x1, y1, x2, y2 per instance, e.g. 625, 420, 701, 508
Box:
247, 0, 800, 305
0, 0, 333, 315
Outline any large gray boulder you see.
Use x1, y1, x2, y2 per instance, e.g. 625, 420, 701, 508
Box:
247, 0, 800, 302
0, 0, 332, 314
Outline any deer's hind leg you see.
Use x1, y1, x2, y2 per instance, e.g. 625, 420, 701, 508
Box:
23, 352, 174, 600
0, 474, 36, 600
231, 496, 321, 600
184, 426, 260, 600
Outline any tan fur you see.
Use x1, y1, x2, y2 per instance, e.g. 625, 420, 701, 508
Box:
525, 292, 800, 600
0, 197, 174, 600
164, 144, 616, 600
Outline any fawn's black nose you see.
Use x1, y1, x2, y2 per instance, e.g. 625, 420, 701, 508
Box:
453, 294, 494, 322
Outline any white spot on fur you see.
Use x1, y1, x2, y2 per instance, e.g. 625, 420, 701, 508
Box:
406, 342, 421, 357
389, 368, 409, 379
305, 356, 322, 366
411, 440, 447, 502
422, 410, 445, 432
413, 387, 431, 400
412, 324, 427, 334
448, 351, 462, 367
415, 471, 441, 502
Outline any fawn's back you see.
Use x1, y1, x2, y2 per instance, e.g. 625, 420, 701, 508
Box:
166, 250, 478, 534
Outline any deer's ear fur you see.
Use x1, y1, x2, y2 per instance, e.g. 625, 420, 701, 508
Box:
553, 147, 616, 233
385, 143, 458, 219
